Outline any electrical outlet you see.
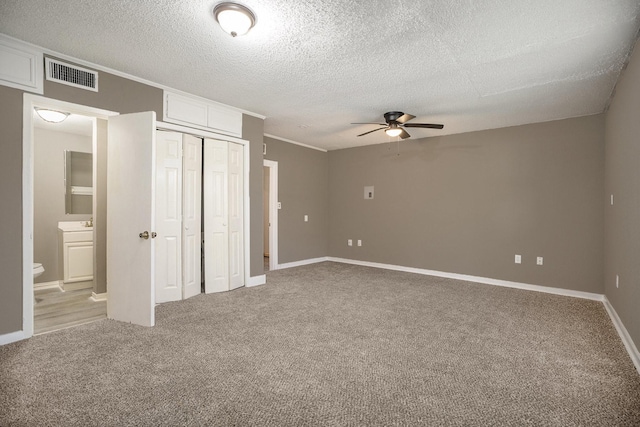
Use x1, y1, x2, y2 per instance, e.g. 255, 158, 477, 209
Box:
537, 257, 543, 265
304, 215, 308, 222
277, 202, 282, 209
515, 254, 521, 264
348, 239, 352, 246
357, 240, 362, 247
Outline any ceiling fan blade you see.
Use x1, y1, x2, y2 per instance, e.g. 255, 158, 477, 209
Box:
399, 128, 411, 139
396, 114, 416, 124
403, 123, 444, 129
351, 122, 386, 125
357, 127, 387, 137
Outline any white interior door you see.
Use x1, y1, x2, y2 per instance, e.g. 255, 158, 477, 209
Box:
155, 131, 183, 303
107, 112, 156, 327
203, 139, 229, 293
228, 142, 244, 290
182, 134, 202, 299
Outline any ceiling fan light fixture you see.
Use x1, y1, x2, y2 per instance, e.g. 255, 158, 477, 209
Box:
213, 2, 256, 37
385, 127, 402, 137
34, 107, 69, 123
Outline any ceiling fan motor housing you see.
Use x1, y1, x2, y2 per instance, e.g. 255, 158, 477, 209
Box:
384, 111, 404, 123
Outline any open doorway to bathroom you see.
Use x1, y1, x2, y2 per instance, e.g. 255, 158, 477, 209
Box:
32, 107, 107, 334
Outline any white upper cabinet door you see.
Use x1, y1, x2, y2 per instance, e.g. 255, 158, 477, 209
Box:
155, 131, 183, 303
107, 112, 156, 327
182, 134, 202, 300
165, 92, 208, 128
164, 91, 242, 138
207, 103, 242, 137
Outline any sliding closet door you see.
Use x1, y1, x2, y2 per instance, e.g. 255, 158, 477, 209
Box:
182, 134, 202, 299
155, 131, 183, 303
203, 139, 229, 293
203, 139, 244, 293
228, 142, 244, 290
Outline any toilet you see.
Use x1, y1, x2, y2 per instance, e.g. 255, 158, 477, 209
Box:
33, 262, 45, 279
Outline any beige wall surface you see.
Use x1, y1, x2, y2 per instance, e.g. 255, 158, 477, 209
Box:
605, 41, 640, 348
329, 115, 605, 294
0, 61, 265, 336
264, 137, 329, 264
33, 128, 93, 284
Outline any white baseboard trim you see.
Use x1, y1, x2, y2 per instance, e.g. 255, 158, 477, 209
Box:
602, 297, 640, 374
91, 292, 107, 302
246, 275, 266, 287
0, 330, 29, 346
327, 257, 605, 302
277, 257, 329, 270
34, 280, 62, 291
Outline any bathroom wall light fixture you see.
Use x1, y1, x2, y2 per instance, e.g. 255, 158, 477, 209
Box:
213, 2, 256, 37
35, 107, 69, 123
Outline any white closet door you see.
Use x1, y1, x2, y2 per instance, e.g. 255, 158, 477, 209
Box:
228, 142, 244, 290
182, 134, 202, 300
155, 131, 183, 303
203, 139, 229, 293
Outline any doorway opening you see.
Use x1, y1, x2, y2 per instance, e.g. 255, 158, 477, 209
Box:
23, 95, 117, 337
263, 159, 278, 271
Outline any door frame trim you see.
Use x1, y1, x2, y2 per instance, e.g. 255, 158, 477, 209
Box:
263, 160, 278, 271
22, 94, 118, 339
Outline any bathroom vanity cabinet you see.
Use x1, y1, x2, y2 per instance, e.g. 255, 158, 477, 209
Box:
58, 222, 94, 284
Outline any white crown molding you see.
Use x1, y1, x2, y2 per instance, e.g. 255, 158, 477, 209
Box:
0, 32, 266, 120
264, 134, 327, 152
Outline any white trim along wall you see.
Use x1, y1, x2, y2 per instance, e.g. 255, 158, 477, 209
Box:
273, 256, 640, 374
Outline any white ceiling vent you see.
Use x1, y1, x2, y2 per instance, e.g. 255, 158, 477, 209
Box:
45, 57, 98, 92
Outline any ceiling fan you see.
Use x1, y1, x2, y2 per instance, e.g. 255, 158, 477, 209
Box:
352, 111, 444, 139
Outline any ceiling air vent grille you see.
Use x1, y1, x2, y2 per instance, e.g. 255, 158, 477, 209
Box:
45, 58, 98, 92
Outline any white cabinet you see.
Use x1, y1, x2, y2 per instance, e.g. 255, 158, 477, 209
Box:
163, 91, 242, 138
58, 222, 93, 283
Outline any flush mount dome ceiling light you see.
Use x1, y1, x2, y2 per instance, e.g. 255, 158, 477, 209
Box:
34, 107, 69, 123
213, 2, 256, 37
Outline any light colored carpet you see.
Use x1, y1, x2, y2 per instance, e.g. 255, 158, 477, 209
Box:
1, 262, 639, 426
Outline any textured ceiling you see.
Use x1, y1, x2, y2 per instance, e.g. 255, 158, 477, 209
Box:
2, 1, 639, 150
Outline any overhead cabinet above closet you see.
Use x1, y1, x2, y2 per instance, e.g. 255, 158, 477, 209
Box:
163, 91, 243, 138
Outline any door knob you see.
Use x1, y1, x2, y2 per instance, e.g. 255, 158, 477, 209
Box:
151, 232, 157, 238
139, 231, 149, 239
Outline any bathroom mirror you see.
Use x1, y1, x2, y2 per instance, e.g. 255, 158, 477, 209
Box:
64, 150, 93, 214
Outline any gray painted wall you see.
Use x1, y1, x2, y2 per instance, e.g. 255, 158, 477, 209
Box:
264, 137, 329, 264
0, 59, 265, 336
329, 115, 605, 294
604, 40, 640, 348
242, 114, 265, 278
34, 128, 92, 284
0, 85, 26, 334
